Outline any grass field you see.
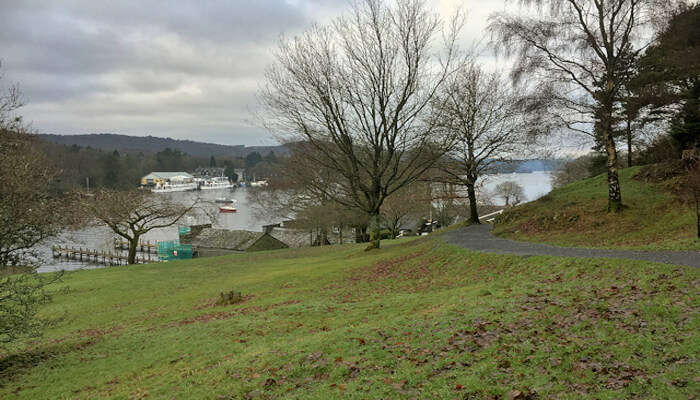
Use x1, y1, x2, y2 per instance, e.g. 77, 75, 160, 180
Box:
1, 235, 697, 399
493, 166, 700, 251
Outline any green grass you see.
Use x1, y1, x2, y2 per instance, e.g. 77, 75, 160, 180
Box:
494, 166, 700, 250
1, 236, 697, 399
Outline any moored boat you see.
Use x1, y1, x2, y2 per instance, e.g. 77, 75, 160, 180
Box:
151, 182, 198, 193
198, 177, 234, 190
219, 205, 237, 213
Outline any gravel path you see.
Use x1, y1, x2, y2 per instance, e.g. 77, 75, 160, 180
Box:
445, 224, 700, 268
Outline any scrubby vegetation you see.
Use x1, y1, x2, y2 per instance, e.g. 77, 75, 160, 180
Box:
0, 237, 697, 399
495, 166, 699, 250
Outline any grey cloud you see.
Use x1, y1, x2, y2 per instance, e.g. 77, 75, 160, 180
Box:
0, 0, 501, 145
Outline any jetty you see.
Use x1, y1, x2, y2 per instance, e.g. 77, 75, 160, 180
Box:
52, 246, 157, 266
113, 238, 158, 252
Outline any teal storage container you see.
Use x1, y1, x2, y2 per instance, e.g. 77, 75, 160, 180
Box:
158, 241, 193, 261
158, 241, 177, 261
173, 244, 193, 259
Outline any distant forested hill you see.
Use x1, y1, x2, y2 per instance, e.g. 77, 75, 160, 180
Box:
38, 133, 287, 158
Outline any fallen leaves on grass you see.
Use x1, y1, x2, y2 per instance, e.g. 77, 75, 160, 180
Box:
168, 300, 301, 327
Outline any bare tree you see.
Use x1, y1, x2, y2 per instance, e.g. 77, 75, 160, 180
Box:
248, 143, 346, 243
249, 144, 373, 245
490, 0, 674, 212
1, 73, 63, 344
426, 180, 461, 227
381, 183, 428, 238
260, 0, 463, 249
435, 63, 526, 223
0, 63, 24, 132
619, 89, 644, 167
1, 129, 64, 344
681, 150, 700, 238
495, 181, 526, 206
79, 190, 196, 264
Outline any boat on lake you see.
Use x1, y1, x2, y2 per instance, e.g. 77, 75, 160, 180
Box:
198, 177, 234, 190
219, 205, 237, 213
151, 182, 198, 193
215, 197, 235, 204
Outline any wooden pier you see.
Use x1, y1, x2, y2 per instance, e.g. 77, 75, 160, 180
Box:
52, 246, 157, 266
113, 238, 158, 252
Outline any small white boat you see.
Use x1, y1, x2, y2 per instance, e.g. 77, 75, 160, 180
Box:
219, 205, 237, 213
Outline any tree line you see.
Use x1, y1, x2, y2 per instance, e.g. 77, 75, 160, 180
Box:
39, 141, 279, 192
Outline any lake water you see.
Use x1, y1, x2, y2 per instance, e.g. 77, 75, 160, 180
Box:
481, 171, 553, 206
37, 187, 274, 272
37, 171, 553, 272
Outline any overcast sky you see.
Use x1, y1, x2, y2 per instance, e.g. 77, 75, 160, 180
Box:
1, 0, 510, 146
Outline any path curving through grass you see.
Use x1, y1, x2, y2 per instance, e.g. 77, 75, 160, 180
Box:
446, 224, 700, 268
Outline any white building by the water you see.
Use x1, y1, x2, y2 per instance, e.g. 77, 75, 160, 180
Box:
141, 172, 197, 193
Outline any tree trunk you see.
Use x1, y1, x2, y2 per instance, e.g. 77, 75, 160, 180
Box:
604, 128, 623, 212
365, 212, 381, 250
598, 86, 623, 213
321, 227, 328, 246
127, 235, 139, 265
695, 190, 699, 239
626, 119, 633, 167
354, 226, 367, 243
466, 180, 480, 224
338, 226, 343, 244
390, 219, 400, 239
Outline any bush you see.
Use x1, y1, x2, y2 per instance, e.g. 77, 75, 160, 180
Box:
551, 153, 607, 188
0, 272, 62, 344
637, 134, 683, 165
216, 291, 243, 306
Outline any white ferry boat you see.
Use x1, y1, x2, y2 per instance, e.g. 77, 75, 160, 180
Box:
198, 177, 234, 190
151, 182, 198, 193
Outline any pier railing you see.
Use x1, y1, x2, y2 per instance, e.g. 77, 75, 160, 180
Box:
113, 238, 158, 252
52, 246, 157, 266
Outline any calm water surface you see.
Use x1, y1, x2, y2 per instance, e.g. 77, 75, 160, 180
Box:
482, 171, 553, 205
37, 188, 274, 272
38, 172, 553, 272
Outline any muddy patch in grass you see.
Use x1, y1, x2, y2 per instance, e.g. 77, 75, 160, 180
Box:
195, 294, 256, 310
323, 250, 456, 302
168, 300, 302, 328
346, 251, 430, 282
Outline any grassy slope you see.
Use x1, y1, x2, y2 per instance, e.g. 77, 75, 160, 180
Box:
493, 166, 700, 250
1, 237, 697, 399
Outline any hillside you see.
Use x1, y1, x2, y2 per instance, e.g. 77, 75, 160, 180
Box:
39, 133, 288, 158
493, 166, 699, 250
1, 236, 697, 399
